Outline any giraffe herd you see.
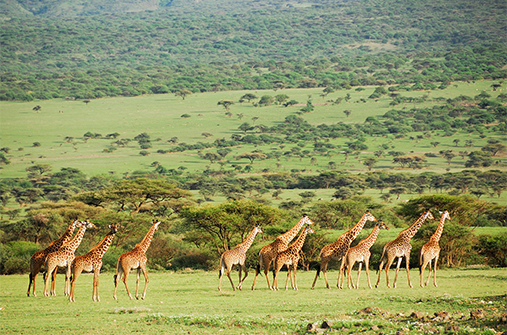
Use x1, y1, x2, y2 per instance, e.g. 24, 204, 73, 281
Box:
27, 210, 451, 300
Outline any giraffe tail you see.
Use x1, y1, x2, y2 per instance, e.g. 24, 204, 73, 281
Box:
315, 264, 321, 277
113, 274, 118, 287
256, 263, 260, 274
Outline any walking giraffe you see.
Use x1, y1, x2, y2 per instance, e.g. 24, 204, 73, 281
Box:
419, 211, 451, 287
252, 215, 313, 290
375, 211, 434, 288
219, 226, 263, 292
113, 221, 161, 300
272, 226, 315, 291
339, 221, 389, 289
27, 220, 78, 297
311, 211, 377, 289
44, 221, 97, 297
69, 224, 119, 302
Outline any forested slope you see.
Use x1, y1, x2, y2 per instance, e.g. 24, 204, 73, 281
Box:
1, 0, 506, 100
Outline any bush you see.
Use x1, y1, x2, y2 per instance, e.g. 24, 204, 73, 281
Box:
0, 241, 40, 274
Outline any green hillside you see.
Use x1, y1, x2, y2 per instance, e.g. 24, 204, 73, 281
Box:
1, 0, 506, 101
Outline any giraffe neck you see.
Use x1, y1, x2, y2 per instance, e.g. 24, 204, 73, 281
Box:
430, 214, 447, 242
136, 223, 158, 254
361, 224, 381, 249
290, 228, 310, 252
63, 224, 87, 253
47, 221, 76, 250
278, 216, 306, 245
238, 228, 260, 253
402, 212, 428, 240
89, 232, 115, 258
344, 214, 369, 244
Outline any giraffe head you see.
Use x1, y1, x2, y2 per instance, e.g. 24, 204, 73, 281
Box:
254, 226, 263, 235
301, 214, 314, 226
377, 220, 389, 230
364, 211, 377, 223
152, 221, 161, 230
71, 220, 80, 229
305, 226, 316, 234
108, 224, 119, 234
83, 220, 98, 229
439, 211, 451, 221
423, 211, 435, 220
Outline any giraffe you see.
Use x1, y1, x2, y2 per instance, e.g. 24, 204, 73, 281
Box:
311, 211, 377, 289
251, 215, 313, 290
113, 221, 161, 300
419, 211, 451, 288
43, 220, 97, 297
69, 224, 119, 302
339, 220, 389, 289
218, 226, 263, 292
375, 211, 434, 288
272, 226, 315, 291
27, 220, 78, 297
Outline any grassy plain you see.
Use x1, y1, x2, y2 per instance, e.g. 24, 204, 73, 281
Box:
1, 269, 506, 334
1, 80, 505, 179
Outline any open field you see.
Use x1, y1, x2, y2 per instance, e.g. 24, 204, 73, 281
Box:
1, 269, 506, 334
1, 80, 505, 179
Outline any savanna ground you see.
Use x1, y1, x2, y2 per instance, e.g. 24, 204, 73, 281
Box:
1, 268, 506, 334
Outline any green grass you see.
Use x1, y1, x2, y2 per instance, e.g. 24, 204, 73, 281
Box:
1, 269, 506, 334
1, 80, 505, 179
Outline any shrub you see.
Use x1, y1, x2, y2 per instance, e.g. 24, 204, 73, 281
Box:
0, 241, 40, 274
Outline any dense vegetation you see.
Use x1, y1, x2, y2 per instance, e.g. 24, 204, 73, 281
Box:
1, 0, 506, 100
1, 0, 506, 276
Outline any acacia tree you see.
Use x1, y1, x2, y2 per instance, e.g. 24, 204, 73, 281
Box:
97, 178, 193, 214
179, 200, 286, 255
175, 89, 192, 100
218, 100, 234, 112
236, 152, 267, 164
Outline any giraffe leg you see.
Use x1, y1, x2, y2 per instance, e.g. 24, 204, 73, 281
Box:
393, 257, 403, 288
122, 266, 133, 300
140, 265, 149, 300
263, 259, 273, 290
135, 268, 141, 299
50, 265, 58, 296
237, 264, 248, 290
346, 260, 354, 289
69, 266, 83, 303
385, 256, 396, 288
113, 265, 123, 300
365, 257, 372, 289
93, 268, 101, 302
321, 262, 331, 289
43, 263, 54, 297
285, 267, 291, 290
226, 266, 236, 291
27, 260, 41, 297
293, 266, 298, 291
272, 261, 283, 291
338, 259, 346, 289
433, 255, 439, 287
424, 259, 432, 287
355, 263, 363, 289
375, 259, 385, 288
405, 254, 413, 288
64, 265, 72, 296
251, 257, 261, 290
420, 256, 430, 287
